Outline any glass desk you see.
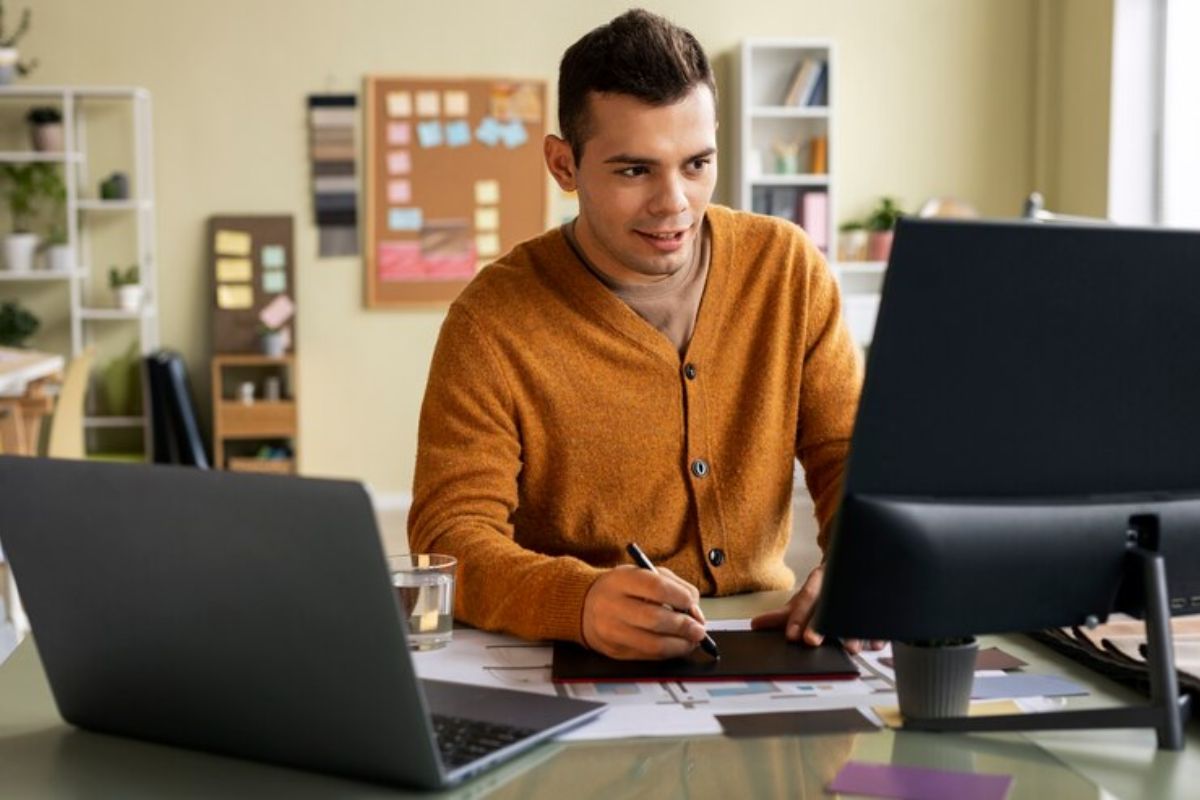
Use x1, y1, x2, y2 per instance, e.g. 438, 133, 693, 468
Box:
0, 591, 1196, 798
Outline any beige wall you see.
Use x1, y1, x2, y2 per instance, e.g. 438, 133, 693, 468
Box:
1034, 0, 1114, 217
11, 0, 1109, 494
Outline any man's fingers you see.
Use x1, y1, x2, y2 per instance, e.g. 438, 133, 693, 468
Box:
621, 568, 697, 613
655, 567, 701, 604
625, 599, 705, 641
610, 624, 699, 660
843, 639, 863, 655
750, 606, 790, 630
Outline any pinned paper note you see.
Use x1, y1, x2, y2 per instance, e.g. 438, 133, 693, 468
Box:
388, 179, 412, 204
215, 229, 252, 257
416, 91, 440, 117
388, 207, 423, 231
387, 150, 412, 175
474, 180, 500, 205
500, 119, 528, 149
262, 270, 287, 293
261, 244, 286, 269
474, 207, 499, 231
215, 258, 252, 283
417, 121, 442, 148
421, 220, 472, 258
387, 122, 411, 146
476, 232, 500, 257
216, 284, 253, 309
259, 293, 295, 330
445, 120, 471, 148
489, 82, 542, 123
444, 90, 469, 117
475, 116, 502, 147
386, 91, 412, 117
378, 241, 424, 281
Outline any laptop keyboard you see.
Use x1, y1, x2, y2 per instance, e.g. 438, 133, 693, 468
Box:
430, 713, 538, 770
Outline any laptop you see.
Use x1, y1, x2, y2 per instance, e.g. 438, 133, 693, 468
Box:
0, 456, 604, 789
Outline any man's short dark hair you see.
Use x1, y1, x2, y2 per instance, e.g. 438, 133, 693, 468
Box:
558, 9, 717, 162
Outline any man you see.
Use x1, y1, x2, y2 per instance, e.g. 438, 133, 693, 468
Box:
409, 9, 865, 660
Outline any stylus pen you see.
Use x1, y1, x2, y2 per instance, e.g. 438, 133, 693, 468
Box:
625, 542, 721, 659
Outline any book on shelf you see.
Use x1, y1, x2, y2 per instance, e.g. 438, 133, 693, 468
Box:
806, 62, 828, 106
802, 190, 829, 252
783, 57, 825, 106
809, 134, 828, 174
751, 187, 829, 254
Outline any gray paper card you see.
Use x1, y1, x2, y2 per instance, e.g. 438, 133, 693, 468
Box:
717, 708, 879, 738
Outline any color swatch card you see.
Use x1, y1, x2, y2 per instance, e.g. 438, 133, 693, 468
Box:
718, 708, 878, 739
828, 761, 1013, 800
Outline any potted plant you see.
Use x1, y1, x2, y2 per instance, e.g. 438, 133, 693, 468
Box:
0, 299, 38, 347
26, 106, 62, 151
40, 165, 69, 272
0, 2, 36, 86
838, 220, 868, 262
865, 196, 904, 262
0, 162, 58, 272
109, 264, 143, 311
43, 222, 72, 273
258, 322, 288, 357
892, 637, 979, 720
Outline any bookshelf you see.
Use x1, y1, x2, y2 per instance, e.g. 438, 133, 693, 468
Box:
735, 39, 834, 256
0, 86, 158, 458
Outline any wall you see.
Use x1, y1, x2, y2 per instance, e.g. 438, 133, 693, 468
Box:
1034, 0, 1114, 217
8, 0, 1108, 494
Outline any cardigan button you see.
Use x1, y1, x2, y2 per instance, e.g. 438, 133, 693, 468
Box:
708, 548, 725, 567
691, 458, 709, 478
684, 363, 697, 380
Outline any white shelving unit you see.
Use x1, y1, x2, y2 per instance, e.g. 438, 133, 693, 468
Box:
735, 38, 835, 254
736, 42, 885, 350
0, 86, 158, 455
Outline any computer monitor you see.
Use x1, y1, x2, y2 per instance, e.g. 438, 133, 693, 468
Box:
813, 217, 1200, 748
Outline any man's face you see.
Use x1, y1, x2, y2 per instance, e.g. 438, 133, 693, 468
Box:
545, 85, 718, 285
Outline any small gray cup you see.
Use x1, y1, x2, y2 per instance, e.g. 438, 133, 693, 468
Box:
893, 638, 979, 720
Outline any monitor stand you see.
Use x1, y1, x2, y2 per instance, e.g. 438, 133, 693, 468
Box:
903, 546, 1192, 750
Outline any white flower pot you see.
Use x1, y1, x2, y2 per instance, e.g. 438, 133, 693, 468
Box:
45, 244, 74, 274
115, 285, 144, 312
4, 233, 40, 272
31, 123, 64, 152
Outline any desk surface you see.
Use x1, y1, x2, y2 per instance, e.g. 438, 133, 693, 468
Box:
0, 347, 63, 397
1, 590, 1198, 798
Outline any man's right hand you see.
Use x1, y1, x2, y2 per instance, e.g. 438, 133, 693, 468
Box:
581, 565, 707, 660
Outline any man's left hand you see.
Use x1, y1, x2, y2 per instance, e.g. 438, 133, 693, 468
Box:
749, 564, 885, 655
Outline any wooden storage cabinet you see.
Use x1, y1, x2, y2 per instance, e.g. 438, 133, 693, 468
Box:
211, 354, 298, 473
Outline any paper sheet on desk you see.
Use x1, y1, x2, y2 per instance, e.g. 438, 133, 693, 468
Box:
412, 622, 900, 741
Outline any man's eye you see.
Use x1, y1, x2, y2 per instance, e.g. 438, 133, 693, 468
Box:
619, 166, 648, 177
690, 158, 711, 171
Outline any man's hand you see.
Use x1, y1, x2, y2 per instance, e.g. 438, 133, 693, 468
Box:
749, 564, 885, 655
582, 565, 707, 660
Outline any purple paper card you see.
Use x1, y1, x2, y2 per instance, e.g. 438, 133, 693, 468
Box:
828, 761, 1013, 800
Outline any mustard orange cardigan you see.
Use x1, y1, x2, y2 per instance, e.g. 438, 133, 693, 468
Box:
409, 205, 862, 644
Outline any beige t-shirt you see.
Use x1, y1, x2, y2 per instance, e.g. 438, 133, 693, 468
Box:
562, 219, 712, 356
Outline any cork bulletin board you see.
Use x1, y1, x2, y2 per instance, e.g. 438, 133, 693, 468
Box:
208, 215, 297, 354
363, 76, 547, 308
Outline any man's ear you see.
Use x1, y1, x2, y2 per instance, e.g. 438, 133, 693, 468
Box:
544, 135, 578, 192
